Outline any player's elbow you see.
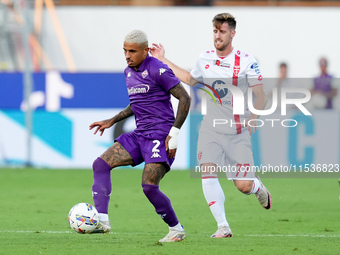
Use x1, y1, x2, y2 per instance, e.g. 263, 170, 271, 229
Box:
255, 88, 268, 107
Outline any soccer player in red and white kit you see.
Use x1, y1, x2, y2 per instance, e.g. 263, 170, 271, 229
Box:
150, 13, 272, 238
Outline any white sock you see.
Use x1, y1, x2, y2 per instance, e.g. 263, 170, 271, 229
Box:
98, 213, 109, 222
202, 177, 229, 227
247, 178, 261, 195
170, 222, 184, 231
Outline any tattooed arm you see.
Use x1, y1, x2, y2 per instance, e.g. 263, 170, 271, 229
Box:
169, 83, 191, 129
166, 83, 191, 158
89, 104, 134, 136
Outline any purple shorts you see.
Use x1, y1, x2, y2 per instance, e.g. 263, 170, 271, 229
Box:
115, 131, 174, 171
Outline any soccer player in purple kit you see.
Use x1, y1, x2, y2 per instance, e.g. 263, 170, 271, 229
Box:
89, 30, 190, 242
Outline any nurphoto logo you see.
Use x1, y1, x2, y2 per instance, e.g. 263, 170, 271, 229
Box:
200, 82, 312, 128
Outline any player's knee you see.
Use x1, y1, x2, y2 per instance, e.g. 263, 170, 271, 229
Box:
142, 176, 159, 185
238, 186, 252, 194
141, 163, 166, 185
235, 182, 252, 194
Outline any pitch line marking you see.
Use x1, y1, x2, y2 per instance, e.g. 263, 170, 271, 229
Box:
245, 234, 340, 238
0, 230, 340, 238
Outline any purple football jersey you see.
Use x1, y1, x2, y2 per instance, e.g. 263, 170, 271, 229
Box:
313, 73, 333, 109
124, 54, 180, 135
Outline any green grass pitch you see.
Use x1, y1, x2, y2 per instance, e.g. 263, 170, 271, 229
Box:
0, 168, 339, 255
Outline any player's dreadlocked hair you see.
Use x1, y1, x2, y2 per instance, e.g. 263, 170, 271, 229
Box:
124, 30, 148, 48
212, 13, 236, 30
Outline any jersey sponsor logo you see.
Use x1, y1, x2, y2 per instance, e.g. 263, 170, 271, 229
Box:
127, 84, 150, 95
142, 70, 148, 78
251, 63, 259, 69
159, 68, 167, 75
210, 98, 232, 106
214, 60, 230, 68
205, 64, 210, 69
151, 152, 161, 158
212, 80, 228, 98
233, 65, 240, 76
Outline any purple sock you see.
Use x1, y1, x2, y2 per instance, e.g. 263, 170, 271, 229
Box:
92, 157, 112, 214
142, 183, 179, 227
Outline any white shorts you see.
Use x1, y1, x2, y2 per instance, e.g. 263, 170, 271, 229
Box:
197, 125, 256, 180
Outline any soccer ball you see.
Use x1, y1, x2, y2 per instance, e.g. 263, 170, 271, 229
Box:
68, 203, 99, 234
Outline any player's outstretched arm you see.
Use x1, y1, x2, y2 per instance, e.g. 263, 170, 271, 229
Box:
89, 104, 134, 136
165, 83, 191, 158
150, 43, 196, 86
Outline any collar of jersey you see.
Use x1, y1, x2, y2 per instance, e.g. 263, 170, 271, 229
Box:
215, 47, 236, 59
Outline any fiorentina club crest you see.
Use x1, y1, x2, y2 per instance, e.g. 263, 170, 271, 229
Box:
142, 70, 148, 78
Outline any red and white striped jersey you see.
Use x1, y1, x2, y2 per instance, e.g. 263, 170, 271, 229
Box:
190, 48, 263, 134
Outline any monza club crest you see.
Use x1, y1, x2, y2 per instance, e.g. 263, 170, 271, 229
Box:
233, 65, 240, 76
198, 151, 202, 161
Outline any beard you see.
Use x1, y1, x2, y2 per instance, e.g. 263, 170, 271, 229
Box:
215, 43, 230, 51
214, 38, 231, 52
215, 44, 227, 51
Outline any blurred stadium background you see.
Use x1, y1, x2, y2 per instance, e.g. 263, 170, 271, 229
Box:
0, 0, 339, 170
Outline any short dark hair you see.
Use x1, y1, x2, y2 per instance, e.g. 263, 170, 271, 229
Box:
319, 57, 328, 67
280, 62, 287, 68
212, 13, 236, 30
